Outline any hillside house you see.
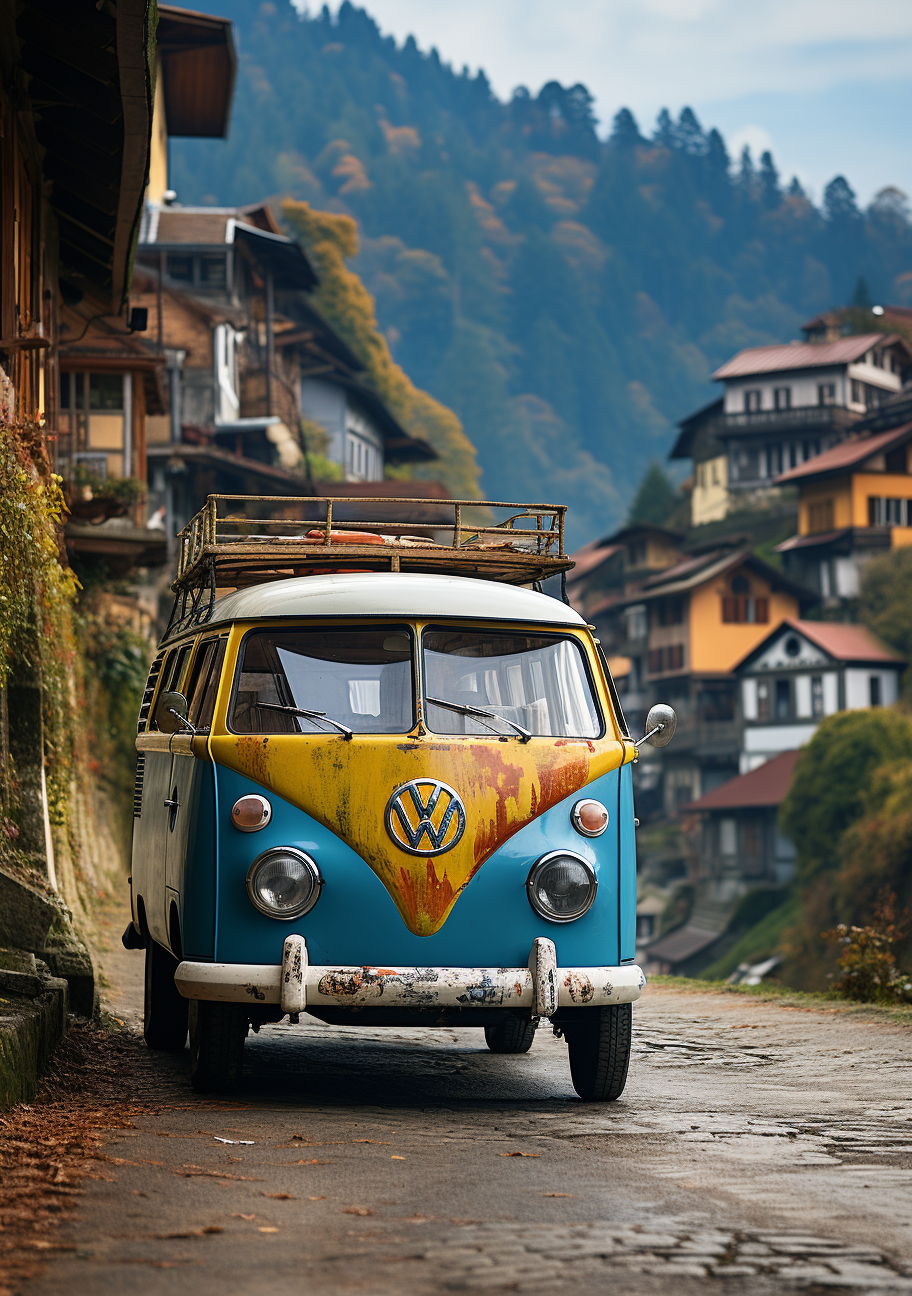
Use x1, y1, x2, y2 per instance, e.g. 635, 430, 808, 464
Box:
645, 750, 801, 975
735, 620, 904, 772
672, 327, 912, 525
595, 545, 812, 813
775, 414, 912, 601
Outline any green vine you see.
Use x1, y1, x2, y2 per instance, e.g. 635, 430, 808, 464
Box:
0, 417, 79, 827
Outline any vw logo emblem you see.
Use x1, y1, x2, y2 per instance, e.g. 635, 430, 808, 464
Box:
385, 779, 466, 856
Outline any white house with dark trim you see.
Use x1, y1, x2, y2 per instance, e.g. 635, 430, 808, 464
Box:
734, 619, 905, 772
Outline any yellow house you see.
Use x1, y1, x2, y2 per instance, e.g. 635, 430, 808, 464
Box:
776, 421, 912, 600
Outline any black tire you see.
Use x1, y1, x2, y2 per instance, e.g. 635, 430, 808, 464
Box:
566, 1004, 632, 1101
484, 1015, 538, 1054
188, 1000, 248, 1093
143, 938, 188, 1051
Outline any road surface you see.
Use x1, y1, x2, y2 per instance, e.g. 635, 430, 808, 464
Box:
19, 927, 912, 1295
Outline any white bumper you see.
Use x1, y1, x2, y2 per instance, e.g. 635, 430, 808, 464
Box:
175, 936, 645, 1018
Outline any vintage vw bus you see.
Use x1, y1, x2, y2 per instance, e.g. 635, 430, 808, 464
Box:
124, 496, 674, 1099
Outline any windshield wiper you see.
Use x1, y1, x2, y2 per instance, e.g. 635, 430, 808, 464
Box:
426, 696, 531, 742
256, 701, 353, 740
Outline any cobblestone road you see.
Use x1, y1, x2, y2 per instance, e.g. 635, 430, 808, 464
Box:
21, 935, 912, 1296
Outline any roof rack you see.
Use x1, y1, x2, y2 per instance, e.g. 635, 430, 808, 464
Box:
164, 494, 570, 640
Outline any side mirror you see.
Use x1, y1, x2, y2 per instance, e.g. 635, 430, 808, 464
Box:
637, 703, 676, 749
156, 691, 192, 734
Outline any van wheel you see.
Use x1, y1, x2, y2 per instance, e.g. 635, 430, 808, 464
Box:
566, 1004, 632, 1101
143, 939, 188, 1051
188, 1000, 248, 1093
484, 1015, 538, 1054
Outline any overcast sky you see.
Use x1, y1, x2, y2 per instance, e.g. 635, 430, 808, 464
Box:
319, 0, 912, 206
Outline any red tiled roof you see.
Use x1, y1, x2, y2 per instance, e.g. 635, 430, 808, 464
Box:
787, 619, 904, 663
688, 750, 800, 812
775, 424, 912, 484
566, 540, 622, 583
713, 334, 897, 379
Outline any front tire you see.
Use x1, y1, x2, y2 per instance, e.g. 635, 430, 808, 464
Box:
143, 939, 188, 1051
188, 1000, 248, 1093
566, 1004, 632, 1101
484, 1015, 538, 1054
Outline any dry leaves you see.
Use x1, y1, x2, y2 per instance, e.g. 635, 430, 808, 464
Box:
498, 1151, 541, 1157
342, 1207, 374, 1216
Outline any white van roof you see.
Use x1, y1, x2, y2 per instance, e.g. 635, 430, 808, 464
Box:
207, 572, 585, 629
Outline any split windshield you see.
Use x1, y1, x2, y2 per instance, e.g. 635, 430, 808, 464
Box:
423, 629, 601, 738
229, 624, 602, 739
231, 626, 414, 735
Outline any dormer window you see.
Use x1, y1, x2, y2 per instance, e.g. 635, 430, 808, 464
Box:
744, 389, 762, 413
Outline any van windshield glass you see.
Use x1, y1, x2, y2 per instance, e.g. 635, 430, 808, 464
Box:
231, 627, 414, 735
422, 629, 601, 738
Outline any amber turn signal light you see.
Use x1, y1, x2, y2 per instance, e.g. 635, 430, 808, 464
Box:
570, 798, 609, 838
231, 794, 272, 832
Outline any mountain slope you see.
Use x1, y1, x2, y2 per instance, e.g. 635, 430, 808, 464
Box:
170, 1, 912, 542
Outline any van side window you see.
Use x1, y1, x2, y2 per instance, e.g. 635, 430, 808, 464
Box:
187, 639, 227, 731
150, 643, 193, 730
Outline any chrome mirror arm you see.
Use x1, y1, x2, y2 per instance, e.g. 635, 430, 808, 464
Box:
634, 722, 665, 749
168, 708, 199, 735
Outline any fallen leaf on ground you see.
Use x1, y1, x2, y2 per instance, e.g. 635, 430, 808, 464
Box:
177, 1169, 262, 1181
391, 1155, 406, 1160
289, 1158, 332, 1166
307, 1196, 326, 1201
343, 1207, 374, 1216
498, 1152, 541, 1157
258, 1227, 279, 1234
543, 1193, 574, 1198
231, 1214, 256, 1220
262, 1192, 296, 1200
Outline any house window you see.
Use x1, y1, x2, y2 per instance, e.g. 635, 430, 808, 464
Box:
744, 389, 762, 413
722, 577, 768, 624
199, 255, 226, 287
851, 378, 864, 405
868, 497, 912, 527
647, 644, 685, 674
719, 818, 737, 856
167, 254, 193, 282
657, 597, 684, 626
89, 374, 124, 410
818, 382, 836, 406
636, 914, 655, 940
811, 675, 824, 718
711, 460, 719, 485
775, 679, 791, 720
743, 820, 762, 857
757, 681, 770, 723
870, 675, 882, 707
808, 499, 835, 533
774, 387, 791, 410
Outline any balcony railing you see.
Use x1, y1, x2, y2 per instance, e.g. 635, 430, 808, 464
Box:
723, 406, 856, 436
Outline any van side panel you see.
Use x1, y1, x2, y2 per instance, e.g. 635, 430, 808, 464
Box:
618, 761, 637, 961
212, 763, 622, 969
178, 761, 218, 961
131, 750, 172, 946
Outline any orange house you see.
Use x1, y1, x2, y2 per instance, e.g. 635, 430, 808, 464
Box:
776, 420, 912, 601
614, 545, 811, 812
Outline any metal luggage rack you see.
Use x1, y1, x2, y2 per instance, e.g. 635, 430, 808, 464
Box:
163, 494, 570, 641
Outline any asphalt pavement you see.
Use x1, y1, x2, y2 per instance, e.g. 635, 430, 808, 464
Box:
23, 929, 912, 1295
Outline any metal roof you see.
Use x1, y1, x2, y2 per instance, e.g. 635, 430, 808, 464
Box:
204, 572, 586, 629
713, 334, 901, 380
688, 750, 800, 812
775, 423, 912, 484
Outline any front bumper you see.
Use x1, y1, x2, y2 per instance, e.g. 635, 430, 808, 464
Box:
175, 936, 646, 1018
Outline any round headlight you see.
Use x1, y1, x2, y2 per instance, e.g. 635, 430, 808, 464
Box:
232, 794, 272, 832
526, 851, 597, 923
246, 848, 322, 920
571, 798, 609, 838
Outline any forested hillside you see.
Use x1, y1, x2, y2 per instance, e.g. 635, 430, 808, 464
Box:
171, 0, 912, 541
